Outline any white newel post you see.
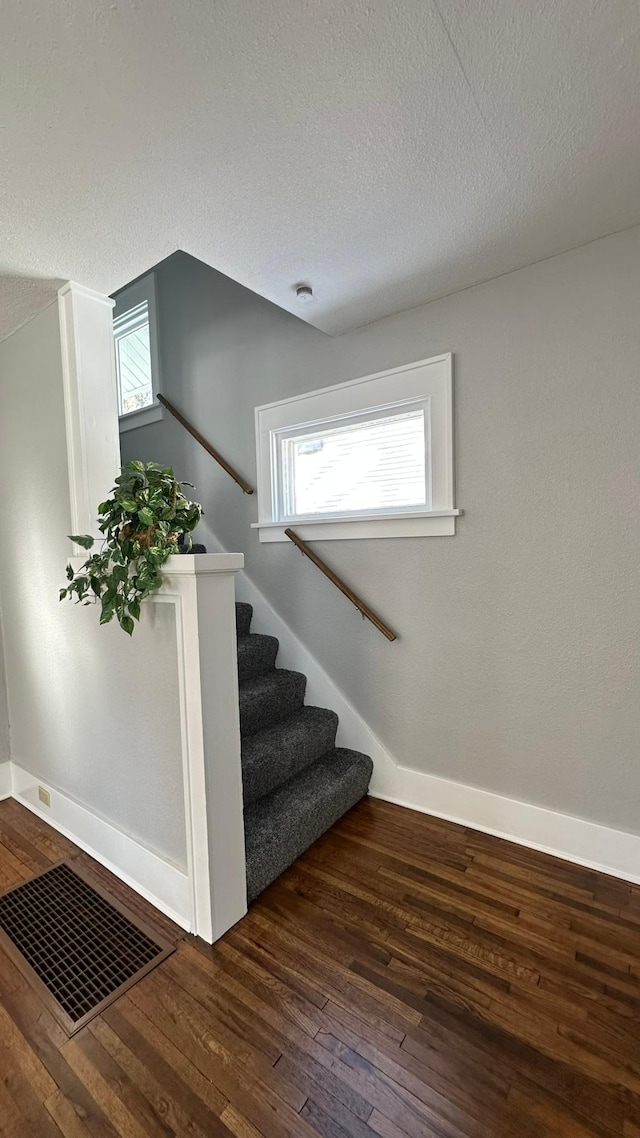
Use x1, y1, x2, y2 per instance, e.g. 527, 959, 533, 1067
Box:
158, 554, 247, 942
59, 282, 247, 943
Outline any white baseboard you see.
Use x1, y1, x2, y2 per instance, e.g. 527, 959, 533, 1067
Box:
372, 765, 640, 887
231, 552, 640, 888
9, 763, 191, 929
0, 763, 11, 801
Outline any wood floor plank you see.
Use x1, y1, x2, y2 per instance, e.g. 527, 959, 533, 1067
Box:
0, 818, 53, 875
0, 841, 36, 891
43, 1090, 97, 1138
2, 797, 640, 1136
0, 1054, 65, 1138
219, 1105, 265, 1138
0, 975, 121, 1138
0, 1077, 34, 1138
0, 1001, 60, 1101
127, 972, 316, 1138
105, 996, 232, 1129
0, 800, 77, 863
62, 1030, 174, 1138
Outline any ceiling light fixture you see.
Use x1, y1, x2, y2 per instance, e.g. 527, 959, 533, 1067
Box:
295, 284, 313, 302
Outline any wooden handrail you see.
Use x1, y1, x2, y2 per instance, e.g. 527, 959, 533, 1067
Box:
285, 528, 397, 642
158, 395, 397, 638
157, 394, 254, 495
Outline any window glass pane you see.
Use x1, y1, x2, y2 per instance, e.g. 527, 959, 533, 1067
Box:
282, 409, 427, 517
114, 301, 153, 416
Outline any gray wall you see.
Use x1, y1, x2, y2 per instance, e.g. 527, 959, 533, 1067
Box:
0, 303, 187, 868
122, 228, 640, 835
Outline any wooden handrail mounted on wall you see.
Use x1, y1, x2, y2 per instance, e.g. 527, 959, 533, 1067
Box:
158, 394, 397, 639
157, 394, 254, 495
285, 528, 397, 642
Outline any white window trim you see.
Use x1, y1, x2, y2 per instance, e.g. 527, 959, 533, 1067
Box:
113, 271, 163, 433
253, 354, 460, 542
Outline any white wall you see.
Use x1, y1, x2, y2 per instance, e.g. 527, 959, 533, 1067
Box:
0, 303, 187, 869
122, 227, 640, 839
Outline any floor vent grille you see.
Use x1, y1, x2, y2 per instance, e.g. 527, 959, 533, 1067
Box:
0, 861, 174, 1034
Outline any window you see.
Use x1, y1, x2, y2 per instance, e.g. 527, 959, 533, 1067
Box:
254, 354, 458, 541
276, 403, 430, 518
112, 273, 163, 432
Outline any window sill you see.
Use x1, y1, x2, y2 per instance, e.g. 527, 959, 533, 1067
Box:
251, 509, 461, 542
119, 404, 163, 433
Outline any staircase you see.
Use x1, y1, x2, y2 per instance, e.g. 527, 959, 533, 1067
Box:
236, 602, 373, 902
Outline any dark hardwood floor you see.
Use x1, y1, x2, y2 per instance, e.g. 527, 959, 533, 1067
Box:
0, 796, 639, 1136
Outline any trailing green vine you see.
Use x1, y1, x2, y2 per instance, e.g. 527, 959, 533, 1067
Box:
60, 461, 202, 635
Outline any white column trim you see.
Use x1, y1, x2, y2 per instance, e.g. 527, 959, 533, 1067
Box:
58, 282, 120, 542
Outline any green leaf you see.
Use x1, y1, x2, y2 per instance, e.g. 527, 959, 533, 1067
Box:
62, 461, 202, 638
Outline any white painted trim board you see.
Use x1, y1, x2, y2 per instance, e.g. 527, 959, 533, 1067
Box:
375, 768, 640, 888
10, 763, 191, 930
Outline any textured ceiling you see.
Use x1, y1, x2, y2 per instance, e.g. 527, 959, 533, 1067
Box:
1, 0, 639, 341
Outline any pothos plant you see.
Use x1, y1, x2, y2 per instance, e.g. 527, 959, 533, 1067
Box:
60, 461, 202, 635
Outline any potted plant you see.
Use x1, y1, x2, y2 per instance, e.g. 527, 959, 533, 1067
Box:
60, 461, 202, 635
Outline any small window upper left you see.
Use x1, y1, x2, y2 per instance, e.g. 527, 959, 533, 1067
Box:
112, 272, 163, 432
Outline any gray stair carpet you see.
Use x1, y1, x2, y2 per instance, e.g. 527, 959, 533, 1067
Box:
236, 602, 373, 903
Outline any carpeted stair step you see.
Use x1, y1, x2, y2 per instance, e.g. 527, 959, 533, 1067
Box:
239, 670, 307, 736
244, 748, 374, 903
236, 602, 253, 638
241, 706, 339, 807
237, 634, 279, 681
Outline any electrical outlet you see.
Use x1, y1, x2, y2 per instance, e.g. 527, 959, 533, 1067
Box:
38, 786, 51, 808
